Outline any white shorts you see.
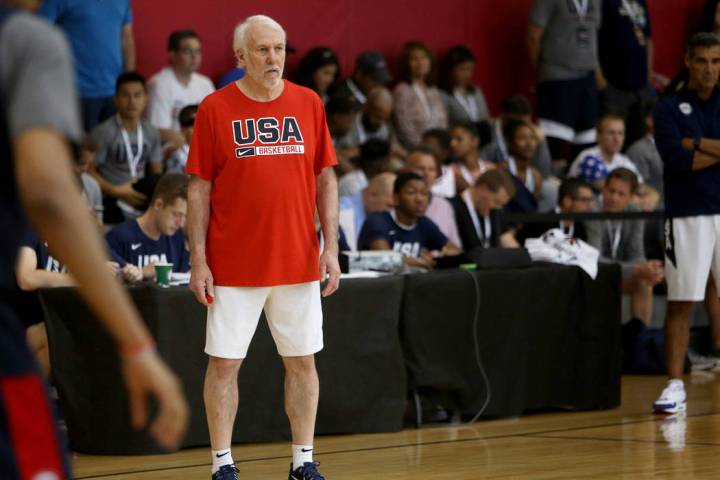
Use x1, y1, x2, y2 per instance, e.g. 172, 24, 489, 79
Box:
665, 215, 720, 301
205, 281, 323, 359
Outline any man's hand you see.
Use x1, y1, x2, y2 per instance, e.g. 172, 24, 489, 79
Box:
319, 250, 340, 297
121, 351, 188, 451
112, 181, 147, 207
190, 261, 214, 306
121, 264, 144, 283
142, 262, 157, 279
634, 260, 665, 285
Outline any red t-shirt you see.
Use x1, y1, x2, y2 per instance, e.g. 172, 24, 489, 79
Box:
186, 81, 337, 286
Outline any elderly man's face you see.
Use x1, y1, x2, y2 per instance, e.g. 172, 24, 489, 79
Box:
236, 24, 286, 89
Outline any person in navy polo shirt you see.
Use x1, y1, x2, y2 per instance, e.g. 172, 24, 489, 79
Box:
106, 172, 190, 279
358, 172, 460, 269
652, 33, 720, 414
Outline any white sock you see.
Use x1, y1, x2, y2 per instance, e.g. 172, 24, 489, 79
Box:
292, 444, 313, 470
211, 449, 233, 474
668, 379, 684, 388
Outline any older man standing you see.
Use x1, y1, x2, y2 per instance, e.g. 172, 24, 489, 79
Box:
186, 15, 340, 480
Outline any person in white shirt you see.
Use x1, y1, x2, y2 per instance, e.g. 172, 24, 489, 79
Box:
147, 30, 214, 149
568, 113, 643, 191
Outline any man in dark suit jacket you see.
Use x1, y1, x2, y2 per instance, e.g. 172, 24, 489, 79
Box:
516, 177, 594, 244
450, 169, 518, 249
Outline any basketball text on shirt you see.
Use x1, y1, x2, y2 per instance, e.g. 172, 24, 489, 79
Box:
232, 116, 304, 158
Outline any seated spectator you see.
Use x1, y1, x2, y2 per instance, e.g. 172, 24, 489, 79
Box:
166, 104, 197, 173
499, 118, 543, 203
422, 128, 456, 198
338, 138, 391, 196
294, 47, 341, 103
327, 95, 362, 175
358, 172, 459, 268
106, 173, 190, 280
586, 168, 664, 325
481, 94, 552, 178
516, 178, 593, 244
15, 227, 141, 376
334, 87, 405, 160
438, 45, 489, 127
451, 169, 519, 249
76, 135, 104, 223
335, 50, 392, 106
340, 172, 396, 244
626, 99, 663, 197
568, 114, 643, 191
449, 123, 495, 194
405, 147, 462, 247
393, 41, 448, 148
147, 30, 214, 148
91, 72, 163, 223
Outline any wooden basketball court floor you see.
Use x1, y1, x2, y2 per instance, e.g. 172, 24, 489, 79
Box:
73, 375, 720, 479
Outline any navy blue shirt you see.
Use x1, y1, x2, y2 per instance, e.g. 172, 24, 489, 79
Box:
654, 88, 720, 218
599, 0, 651, 91
357, 211, 447, 257
105, 220, 190, 272
20, 228, 65, 273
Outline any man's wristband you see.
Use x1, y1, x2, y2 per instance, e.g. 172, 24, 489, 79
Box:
119, 339, 156, 360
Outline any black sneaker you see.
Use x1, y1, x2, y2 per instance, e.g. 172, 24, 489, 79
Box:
212, 464, 239, 480
288, 461, 325, 480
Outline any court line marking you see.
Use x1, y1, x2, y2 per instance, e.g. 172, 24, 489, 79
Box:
74, 411, 720, 479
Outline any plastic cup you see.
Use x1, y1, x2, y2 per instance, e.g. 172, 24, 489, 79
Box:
154, 263, 173, 288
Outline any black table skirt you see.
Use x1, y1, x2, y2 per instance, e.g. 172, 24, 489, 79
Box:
40, 264, 620, 455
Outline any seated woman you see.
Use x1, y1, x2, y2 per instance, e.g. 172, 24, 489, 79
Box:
499, 118, 543, 206
393, 41, 448, 148
293, 46, 341, 104
358, 172, 460, 269
438, 45, 490, 127
449, 122, 495, 194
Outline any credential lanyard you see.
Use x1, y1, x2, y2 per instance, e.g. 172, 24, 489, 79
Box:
607, 221, 622, 260
572, 0, 589, 21
117, 116, 144, 179
463, 189, 491, 247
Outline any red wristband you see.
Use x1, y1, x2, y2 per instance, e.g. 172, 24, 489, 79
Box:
120, 339, 156, 359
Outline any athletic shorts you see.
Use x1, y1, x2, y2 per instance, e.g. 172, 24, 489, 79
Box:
665, 215, 720, 301
205, 281, 323, 359
0, 305, 70, 479
537, 72, 599, 144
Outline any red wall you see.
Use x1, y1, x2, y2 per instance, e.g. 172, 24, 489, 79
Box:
133, 0, 708, 114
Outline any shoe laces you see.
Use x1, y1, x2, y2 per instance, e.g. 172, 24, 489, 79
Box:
298, 462, 325, 480
216, 465, 239, 480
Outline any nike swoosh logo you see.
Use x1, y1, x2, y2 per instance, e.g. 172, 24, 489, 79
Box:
301, 448, 313, 452
131, 243, 142, 250
215, 451, 230, 458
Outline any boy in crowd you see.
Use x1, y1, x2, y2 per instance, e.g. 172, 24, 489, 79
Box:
166, 104, 197, 173
106, 173, 190, 279
358, 172, 459, 268
91, 72, 163, 222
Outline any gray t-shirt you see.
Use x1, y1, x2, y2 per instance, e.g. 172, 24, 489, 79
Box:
91, 117, 162, 185
530, 0, 602, 81
0, 13, 81, 142
81, 172, 103, 222
626, 135, 663, 196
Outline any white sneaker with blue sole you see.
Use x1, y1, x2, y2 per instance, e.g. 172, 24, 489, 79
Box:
653, 380, 687, 414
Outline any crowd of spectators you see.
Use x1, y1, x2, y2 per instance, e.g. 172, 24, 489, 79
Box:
18, 0, 720, 373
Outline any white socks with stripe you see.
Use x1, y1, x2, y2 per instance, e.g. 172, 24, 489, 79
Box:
292, 444, 313, 470
212, 448, 233, 474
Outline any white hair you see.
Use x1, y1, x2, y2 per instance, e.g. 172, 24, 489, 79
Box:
232, 15, 286, 52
